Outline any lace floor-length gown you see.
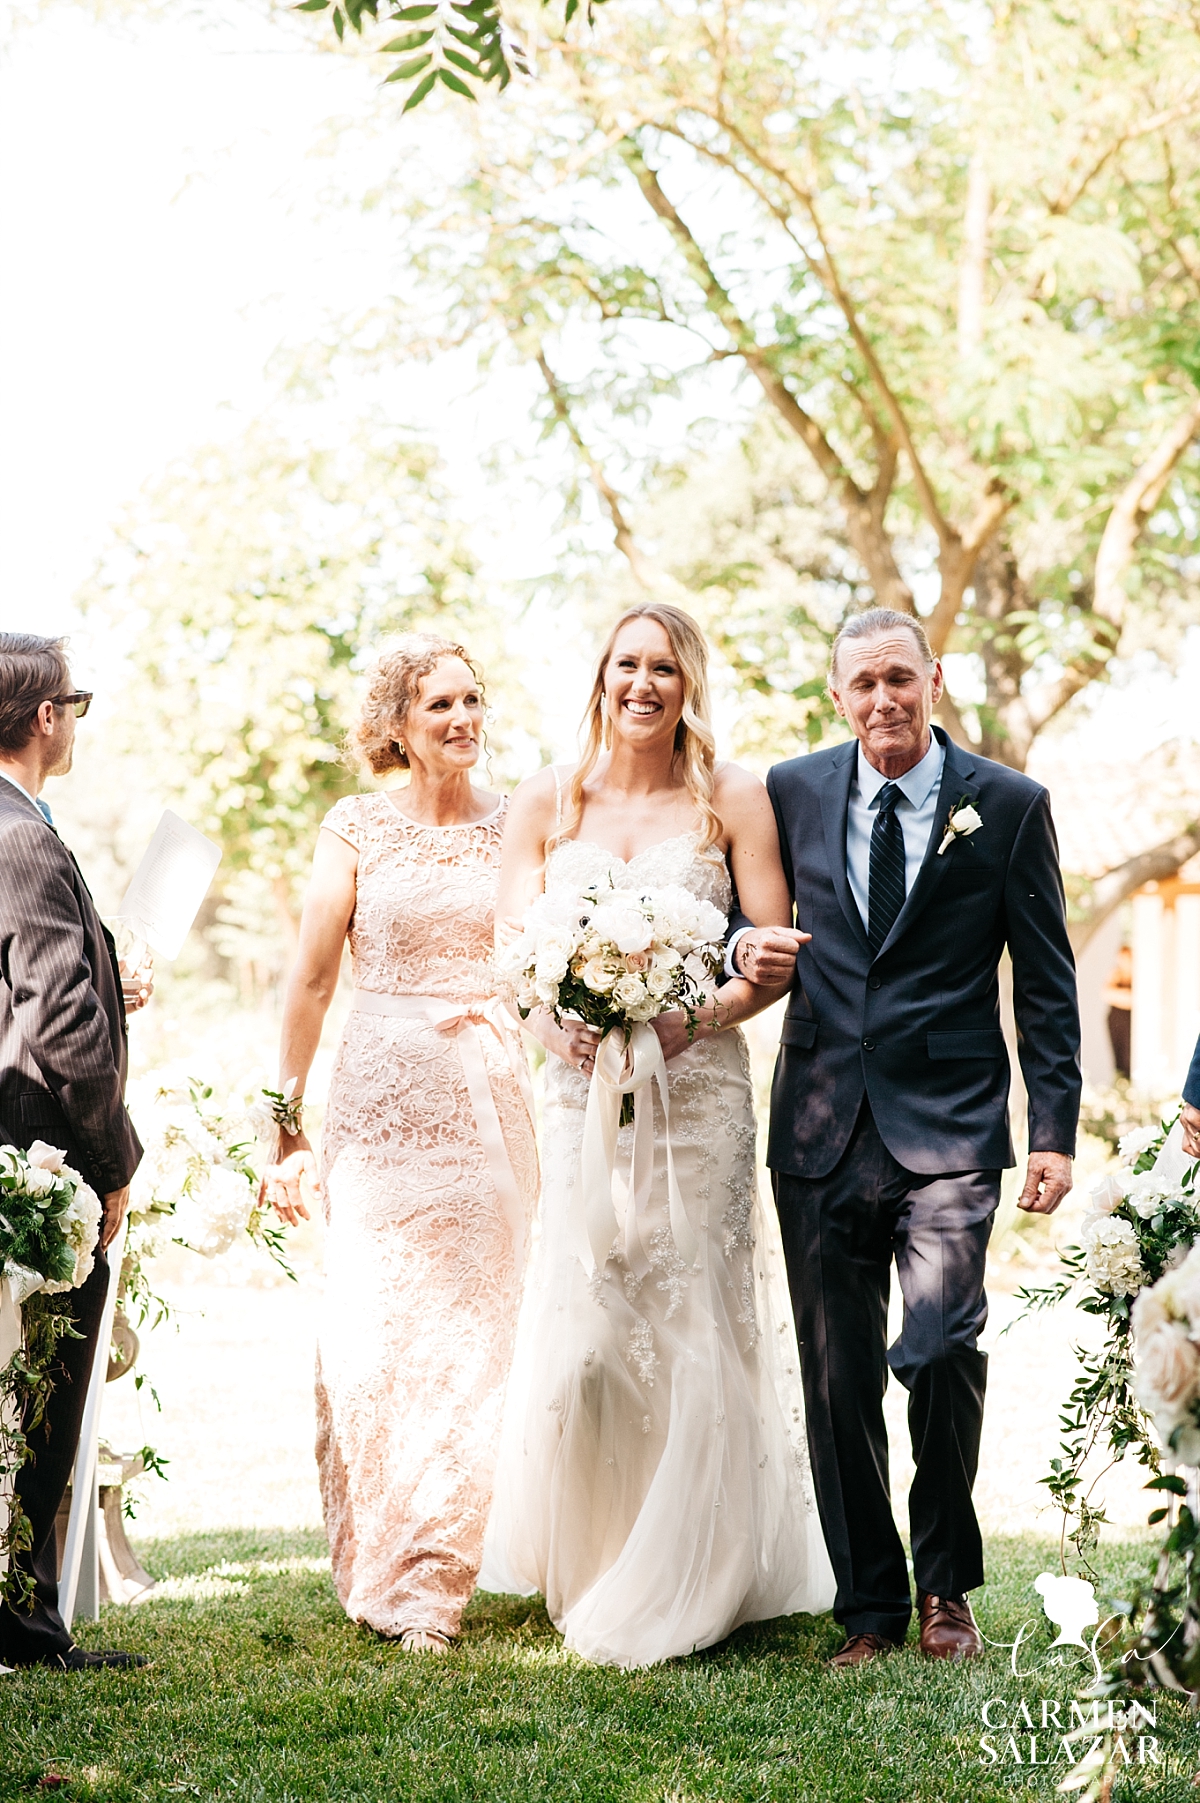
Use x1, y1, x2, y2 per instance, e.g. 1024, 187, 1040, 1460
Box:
317, 793, 538, 1639
483, 832, 834, 1667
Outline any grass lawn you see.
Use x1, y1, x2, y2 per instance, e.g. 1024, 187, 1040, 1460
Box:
1, 1530, 1194, 1801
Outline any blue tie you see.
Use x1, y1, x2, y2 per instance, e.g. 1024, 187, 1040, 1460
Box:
36, 797, 54, 826
868, 782, 906, 952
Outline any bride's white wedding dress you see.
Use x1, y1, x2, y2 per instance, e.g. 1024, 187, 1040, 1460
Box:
482, 829, 834, 1667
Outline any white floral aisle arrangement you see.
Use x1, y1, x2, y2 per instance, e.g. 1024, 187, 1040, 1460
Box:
1, 1142, 104, 1604
124, 1073, 293, 1304
1015, 1114, 1199, 1567
496, 879, 726, 1277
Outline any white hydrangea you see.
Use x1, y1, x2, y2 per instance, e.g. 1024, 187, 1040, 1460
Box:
1080, 1213, 1145, 1296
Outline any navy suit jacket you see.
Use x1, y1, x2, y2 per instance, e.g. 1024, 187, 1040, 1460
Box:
1185, 1042, 1200, 1110
737, 727, 1081, 1179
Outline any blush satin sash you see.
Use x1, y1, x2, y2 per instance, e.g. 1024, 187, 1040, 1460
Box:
351, 990, 535, 1280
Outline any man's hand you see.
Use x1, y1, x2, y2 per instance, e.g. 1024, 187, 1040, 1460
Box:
1182, 1103, 1200, 1161
121, 972, 154, 1013
101, 1184, 131, 1249
1018, 1151, 1073, 1215
734, 926, 811, 986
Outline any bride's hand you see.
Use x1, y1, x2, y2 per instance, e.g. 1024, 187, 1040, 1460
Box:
260, 1131, 320, 1225
652, 1010, 707, 1063
543, 1014, 603, 1075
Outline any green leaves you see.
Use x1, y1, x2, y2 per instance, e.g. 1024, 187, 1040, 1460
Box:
296, 0, 537, 106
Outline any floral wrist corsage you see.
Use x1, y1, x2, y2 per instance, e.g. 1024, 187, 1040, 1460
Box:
256, 1078, 304, 1138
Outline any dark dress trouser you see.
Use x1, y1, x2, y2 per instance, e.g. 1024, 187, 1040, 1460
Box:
774, 1101, 999, 1643
0, 1246, 109, 1666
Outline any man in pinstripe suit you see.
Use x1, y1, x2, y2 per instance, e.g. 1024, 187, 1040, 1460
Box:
0, 632, 147, 1670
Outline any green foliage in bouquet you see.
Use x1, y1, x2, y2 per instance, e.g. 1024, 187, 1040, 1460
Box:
0, 1151, 87, 1291
1013, 1113, 1199, 1575
0, 1294, 80, 1609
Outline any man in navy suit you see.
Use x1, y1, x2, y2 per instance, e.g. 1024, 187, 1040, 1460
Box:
732, 609, 1080, 1667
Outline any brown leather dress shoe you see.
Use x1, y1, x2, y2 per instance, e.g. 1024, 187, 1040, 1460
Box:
917, 1590, 982, 1660
829, 1632, 900, 1669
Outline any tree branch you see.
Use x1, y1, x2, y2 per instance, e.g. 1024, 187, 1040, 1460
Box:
534, 348, 662, 590
1093, 394, 1200, 627
1071, 821, 1200, 954
618, 137, 916, 611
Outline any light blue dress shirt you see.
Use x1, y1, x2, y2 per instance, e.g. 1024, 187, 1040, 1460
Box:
0, 766, 53, 824
845, 734, 944, 928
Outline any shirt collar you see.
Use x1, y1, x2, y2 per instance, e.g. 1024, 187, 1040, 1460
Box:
855, 732, 944, 810
0, 767, 53, 824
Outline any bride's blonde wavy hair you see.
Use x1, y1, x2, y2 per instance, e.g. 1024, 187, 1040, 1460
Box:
549, 603, 723, 855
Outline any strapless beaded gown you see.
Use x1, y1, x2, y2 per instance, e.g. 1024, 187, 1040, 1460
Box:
482, 832, 834, 1666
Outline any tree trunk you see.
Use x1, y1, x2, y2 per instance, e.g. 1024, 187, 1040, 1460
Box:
972, 538, 1035, 771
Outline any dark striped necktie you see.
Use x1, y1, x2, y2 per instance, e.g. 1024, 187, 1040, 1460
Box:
868, 782, 906, 952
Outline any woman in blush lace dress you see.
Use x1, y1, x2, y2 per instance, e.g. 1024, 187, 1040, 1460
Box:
483, 604, 834, 1668
263, 635, 537, 1654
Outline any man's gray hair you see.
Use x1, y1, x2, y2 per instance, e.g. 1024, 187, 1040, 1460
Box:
829, 608, 936, 680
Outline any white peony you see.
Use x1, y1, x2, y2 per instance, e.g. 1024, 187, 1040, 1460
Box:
25, 1140, 66, 1174
1081, 1213, 1145, 1296
1121, 1170, 1173, 1220
535, 944, 570, 985
590, 905, 654, 956
172, 1165, 255, 1258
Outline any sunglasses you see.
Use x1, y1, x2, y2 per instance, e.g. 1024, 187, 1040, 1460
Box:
51, 692, 93, 718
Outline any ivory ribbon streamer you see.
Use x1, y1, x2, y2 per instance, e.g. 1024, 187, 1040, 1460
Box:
352, 990, 534, 1282
577, 1019, 699, 1280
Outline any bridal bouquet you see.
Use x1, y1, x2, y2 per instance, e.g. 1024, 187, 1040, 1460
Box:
1132, 1242, 1200, 1465
498, 880, 727, 1279
497, 879, 727, 1039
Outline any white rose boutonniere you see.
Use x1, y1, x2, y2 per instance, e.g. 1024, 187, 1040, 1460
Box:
937, 797, 983, 857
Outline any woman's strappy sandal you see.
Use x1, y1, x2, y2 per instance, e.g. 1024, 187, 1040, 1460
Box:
398, 1627, 452, 1654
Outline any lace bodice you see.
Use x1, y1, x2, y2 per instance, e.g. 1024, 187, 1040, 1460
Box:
323, 792, 506, 999
545, 831, 731, 917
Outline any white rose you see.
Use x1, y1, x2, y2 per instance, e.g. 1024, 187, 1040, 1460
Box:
645, 964, 675, 999
1148, 1124, 1194, 1196
1134, 1323, 1200, 1415
25, 1140, 66, 1174
1163, 1243, 1200, 1337
949, 804, 982, 835
1088, 1172, 1125, 1216
612, 973, 648, 1008
20, 1165, 56, 1198
1132, 1281, 1175, 1338
581, 959, 617, 994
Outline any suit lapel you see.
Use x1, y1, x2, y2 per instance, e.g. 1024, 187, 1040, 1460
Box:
819, 743, 869, 951
876, 731, 980, 958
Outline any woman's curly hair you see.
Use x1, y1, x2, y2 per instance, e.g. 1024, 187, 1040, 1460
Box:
347, 633, 482, 775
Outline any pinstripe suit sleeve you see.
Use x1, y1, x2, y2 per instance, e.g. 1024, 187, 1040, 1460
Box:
0, 815, 134, 1190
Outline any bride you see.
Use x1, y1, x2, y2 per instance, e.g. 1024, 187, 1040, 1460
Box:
484, 602, 834, 1667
